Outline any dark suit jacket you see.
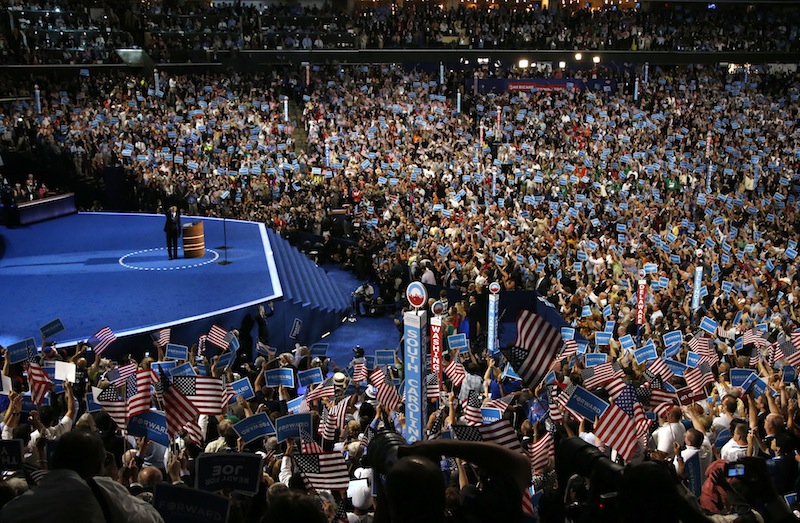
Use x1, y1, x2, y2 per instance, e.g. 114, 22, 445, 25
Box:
164, 210, 181, 236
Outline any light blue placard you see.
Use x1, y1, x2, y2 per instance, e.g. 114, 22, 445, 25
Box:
375, 350, 396, 366
170, 362, 196, 377
730, 368, 754, 388
298, 368, 324, 387
230, 377, 256, 401
634, 345, 658, 364
566, 386, 610, 420
595, 332, 612, 346
127, 411, 170, 446
585, 353, 608, 367
448, 333, 469, 353
165, 344, 189, 360
233, 412, 276, 443
275, 413, 313, 443
481, 407, 503, 423
265, 368, 296, 388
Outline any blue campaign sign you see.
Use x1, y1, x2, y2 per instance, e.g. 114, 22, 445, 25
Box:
561, 327, 576, 341
502, 363, 521, 381
619, 335, 635, 351
20, 392, 49, 412
685, 352, 702, 368
730, 369, 754, 388
783, 366, 797, 383
229, 377, 255, 401
375, 350, 396, 366
128, 411, 170, 446
585, 353, 608, 367
663, 330, 683, 347
233, 412, 276, 443
663, 359, 688, 377
664, 342, 682, 359
165, 344, 189, 360
448, 333, 469, 353
0, 440, 24, 470
634, 345, 658, 364
39, 319, 65, 339
595, 332, 612, 346
750, 377, 768, 398
699, 317, 718, 334
298, 368, 324, 387
7, 338, 36, 365
265, 368, 295, 388
151, 360, 177, 375
153, 484, 230, 523
195, 453, 263, 494
216, 351, 235, 370
276, 413, 313, 443
481, 408, 503, 423
86, 392, 102, 413
310, 344, 329, 358
170, 362, 196, 377
287, 396, 306, 414
566, 386, 609, 421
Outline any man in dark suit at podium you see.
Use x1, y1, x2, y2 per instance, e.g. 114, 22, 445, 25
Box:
164, 205, 181, 260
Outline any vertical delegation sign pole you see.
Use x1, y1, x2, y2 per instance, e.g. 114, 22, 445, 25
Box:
404, 283, 429, 443
487, 282, 501, 356
691, 266, 703, 325
636, 275, 646, 346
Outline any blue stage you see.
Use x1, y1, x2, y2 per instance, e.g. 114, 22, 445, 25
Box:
0, 213, 282, 349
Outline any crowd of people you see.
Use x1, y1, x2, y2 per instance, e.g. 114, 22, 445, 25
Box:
1, 12, 800, 520
1, 2, 799, 63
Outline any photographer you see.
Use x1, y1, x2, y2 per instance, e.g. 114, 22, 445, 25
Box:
353, 282, 375, 318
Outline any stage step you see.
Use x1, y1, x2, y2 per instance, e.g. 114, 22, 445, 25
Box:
266, 230, 350, 315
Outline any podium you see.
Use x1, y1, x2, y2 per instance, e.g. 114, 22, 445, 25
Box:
182, 221, 205, 258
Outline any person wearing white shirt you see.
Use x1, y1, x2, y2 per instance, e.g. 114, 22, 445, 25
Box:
674, 428, 711, 478
720, 422, 750, 462
652, 407, 686, 458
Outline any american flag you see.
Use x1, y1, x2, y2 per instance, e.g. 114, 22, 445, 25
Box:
555, 384, 578, 419
688, 335, 710, 353
91, 327, 116, 355
653, 402, 675, 420
444, 358, 466, 388
462, 390, 483, 426
359, 426, 377, 448
451, 419, 522, 453
500, 310, 562, 389
547, 385, 565, 425
109, 363, 137, 388
207, 325, 229, 350
162, 372, 199, 436
369, 367, 402, 412
529, 432, 554, 473
426, 373, 440, 400
604, 377, 628, 398
685, 361, 714, 394
27, 362, 52, 406
126, 369, 152, 419
768, 342, 783, 367
749, 346, 762, 367
300, 427, 324, 454
321, 396, 350, 442
198, 334, 207, 357
647, 358, 676, 382
581, 361, 621, 390
158, 328, 171, 348
716, 326, 733, 340
743, 329, 768, 348
172, 376, 225, 416
779, 341, 800, 368
183, 419, 205, 446
792, 330, 800, 353
305, 376, 336, 402
485, 393, 515, 413
94, 385, 127, 429
594, 403, 637, 462
612, 383, 651, 442
427, 410, 447, 440
221, 381, 236, 406
560, 339, 578, 360
294, 452, 350, 491
352, 360, 368, 383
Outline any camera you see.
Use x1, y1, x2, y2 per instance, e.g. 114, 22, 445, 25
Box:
725, 462, 746, 477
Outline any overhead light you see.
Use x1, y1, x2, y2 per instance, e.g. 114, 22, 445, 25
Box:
593, 55, 601, 64
574, 53, 582, 61
558, 61, 566, 69
518, 59, 529, 68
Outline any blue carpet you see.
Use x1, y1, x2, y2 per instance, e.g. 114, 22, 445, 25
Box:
316, 264, 522, 368
0, 213, 281, 347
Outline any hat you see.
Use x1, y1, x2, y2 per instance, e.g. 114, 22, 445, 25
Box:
351, 484, 373, 511
333, 372, 347, 387
254, 356, 265, 368
365, 385, 378, 399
